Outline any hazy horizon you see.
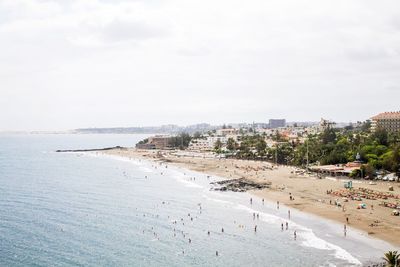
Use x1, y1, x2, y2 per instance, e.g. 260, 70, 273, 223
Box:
1, 0, 400, 131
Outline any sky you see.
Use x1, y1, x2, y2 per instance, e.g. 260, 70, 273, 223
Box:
0, 0, 400, 131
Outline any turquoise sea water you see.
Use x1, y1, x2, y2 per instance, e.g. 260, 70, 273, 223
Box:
0, 134, 394, 266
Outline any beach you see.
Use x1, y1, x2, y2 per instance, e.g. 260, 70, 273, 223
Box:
103, 147, 400, 247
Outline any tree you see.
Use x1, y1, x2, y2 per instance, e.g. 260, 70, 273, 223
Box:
361, 120, 371, 132
226, 138, 237, 151
255, 139, 267, 157
361, 164, 375, 179
382, 251, 399, 267
373, 127, 388, 146
137, 138, 148, 145
193, 131, 202, 139
393, 145, 400, 178
169, 133, 192, 149
214, 139, 223, 150
321, 128, 337, 144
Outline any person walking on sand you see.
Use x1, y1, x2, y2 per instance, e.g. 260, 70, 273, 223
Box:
277, 201, 279, 209
262, 198, 265, 205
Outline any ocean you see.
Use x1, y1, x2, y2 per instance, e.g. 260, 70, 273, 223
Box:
0, 134, 393, 266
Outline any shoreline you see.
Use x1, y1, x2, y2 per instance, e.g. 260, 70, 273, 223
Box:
100, 147, 400, 248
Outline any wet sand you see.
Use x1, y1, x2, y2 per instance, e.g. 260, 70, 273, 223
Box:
102, 148, 400, 247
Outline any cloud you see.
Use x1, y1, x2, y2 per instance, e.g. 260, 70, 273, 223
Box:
1, 0, 400, 130
68, 18, 168, 46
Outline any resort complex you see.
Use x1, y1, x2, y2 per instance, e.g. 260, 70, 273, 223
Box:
136, 113, 400, 182
371, 111, 400, 132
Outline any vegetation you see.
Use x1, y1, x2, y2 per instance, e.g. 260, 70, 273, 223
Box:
137, 121, 400, 178
382, 251, 399, 267
168, 133, 192, 149
137, 138, 148, 145
221, 122, 400, 178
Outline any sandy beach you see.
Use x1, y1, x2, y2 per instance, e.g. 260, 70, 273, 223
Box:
103, 148, 400, 247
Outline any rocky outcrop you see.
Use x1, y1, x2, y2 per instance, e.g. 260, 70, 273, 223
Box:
56, 146, 126, 153
210, 178, 271, 192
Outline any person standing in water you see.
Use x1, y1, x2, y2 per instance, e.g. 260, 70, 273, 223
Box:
281, 223, 284, 231
254, 225, 257, 232
250, 198, 253, 205
286, 222, 289, 230
277, 201, 279, 209
294, 230, 297, 240
288, 210, 291, 219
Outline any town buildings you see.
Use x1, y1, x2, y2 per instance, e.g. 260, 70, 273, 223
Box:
136, 135, 173, 149
371, 111, 400, 132
268, 119, 286, 128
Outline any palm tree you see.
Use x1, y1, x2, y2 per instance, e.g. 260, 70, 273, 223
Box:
382, 251, 399, 267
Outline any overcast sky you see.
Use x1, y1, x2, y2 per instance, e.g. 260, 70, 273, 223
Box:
1, 0, 400, 131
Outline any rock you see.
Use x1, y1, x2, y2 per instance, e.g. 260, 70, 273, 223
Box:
211, 178, 271, 192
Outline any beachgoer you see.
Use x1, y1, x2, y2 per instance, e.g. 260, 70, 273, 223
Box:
281, 223, 284, 231
294, 230, 297, 240
277, 201, 279, 209
250, 198, 253, 205
257, 213, 259, 220
346, 217, 349, 224
262, 198, 265, 205
221, 228, 224, 233
286, 222, 288, 230
208, 231, 210, 236
288, 210, 291, 219
216, 251, 219, 256
254, 225, 257, 232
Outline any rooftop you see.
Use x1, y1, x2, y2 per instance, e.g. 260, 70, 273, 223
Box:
371, 111, 400, 120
